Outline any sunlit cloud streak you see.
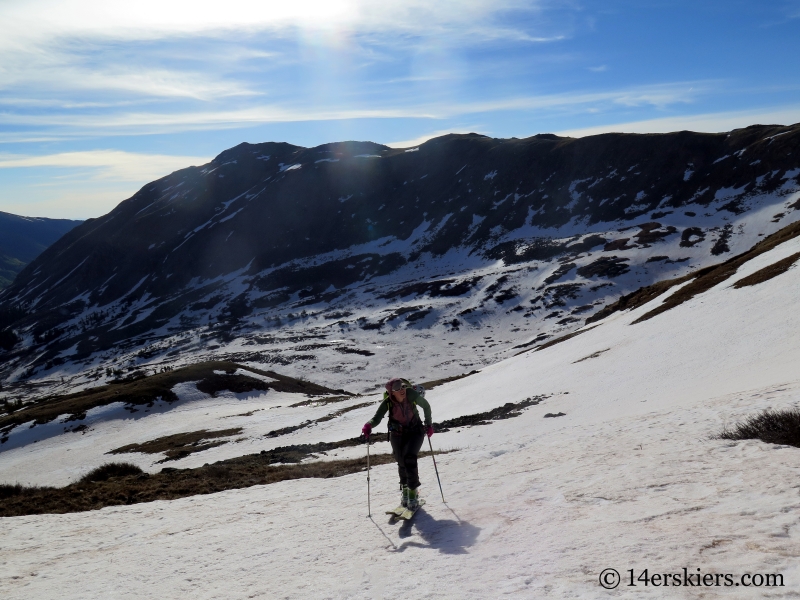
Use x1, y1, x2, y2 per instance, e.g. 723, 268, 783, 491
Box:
0, 1, 554, 45
0, 82, 709, 138
556, 105, 800, 137
0, 150, 211, 181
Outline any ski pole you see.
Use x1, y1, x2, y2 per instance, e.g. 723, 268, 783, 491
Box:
366, 435, 371, 517
428, 436, 445, 503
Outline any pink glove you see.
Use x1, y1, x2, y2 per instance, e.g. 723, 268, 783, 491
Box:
426, 425, 434, 438
362, 423, 372, 438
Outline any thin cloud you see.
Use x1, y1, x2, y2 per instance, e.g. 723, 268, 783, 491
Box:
385, 128, 484, 148
0, 82, 711, 138
0, 150, 211, 181
555, 106, 800, 137
0, 0, 555, 46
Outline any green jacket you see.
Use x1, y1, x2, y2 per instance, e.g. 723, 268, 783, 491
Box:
368, 386, 432, 430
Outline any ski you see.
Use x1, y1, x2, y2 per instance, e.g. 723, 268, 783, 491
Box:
385, 499, 425, 519
385, 505, 406, 517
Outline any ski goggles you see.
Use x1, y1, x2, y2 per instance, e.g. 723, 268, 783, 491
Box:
388, 379, 407, 392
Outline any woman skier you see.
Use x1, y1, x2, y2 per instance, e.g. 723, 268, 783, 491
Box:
361, 377, 433, 510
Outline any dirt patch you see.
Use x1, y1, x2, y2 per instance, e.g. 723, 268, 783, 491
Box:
573, 349, 610, 363
484, 275, 510, 297
195, 374, 269, 397
544, 412, 566, 418
544, 263, 576, 284
528, 326, 599, 353
379, 276, 482, 300
266, 401, 376, 438
604, 238, 633, 251
493, 287, 519, 304
512, 334, 550, 350
433, 396, 547, 432
0, 450, 401, 518
585, 274, 695, 325
646, 256, 690, 264
222, 409, 264, 418
315, 402, 374, 423
633, 222, 677, 245
539, 283, 584, 308
732, 252, 800, 289
576, 256, 630, 278
405, 308, 432, 323
289, 395, 355, 408
570, 304, 594, 314
0, 394, 554, 516
711, 224, 733, 255
418, 370, 480, 390
593, 219, 800, 324
334, 346, 375, 356
109, 428, 243, 462
0, 361, 347, 434
680, 226, 706, 247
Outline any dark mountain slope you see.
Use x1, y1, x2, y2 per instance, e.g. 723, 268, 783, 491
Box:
0, 212, 82, 288
0, 125, 798, 387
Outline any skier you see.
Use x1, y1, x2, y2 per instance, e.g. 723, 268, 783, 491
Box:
361, 377, 433, 512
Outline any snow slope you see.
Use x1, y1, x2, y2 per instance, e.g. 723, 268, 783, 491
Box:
3, 228, 800, 598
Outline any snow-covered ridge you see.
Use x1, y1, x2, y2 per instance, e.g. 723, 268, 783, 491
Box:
1, 125, 799, 404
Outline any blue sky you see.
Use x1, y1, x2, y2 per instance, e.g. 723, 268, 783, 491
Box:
0, 0, 799, 219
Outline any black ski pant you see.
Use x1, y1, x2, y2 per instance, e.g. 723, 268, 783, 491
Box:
390, 427, 425, 490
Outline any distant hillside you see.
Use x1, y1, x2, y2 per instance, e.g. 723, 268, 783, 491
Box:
0, 212, 82, 288
0, 124, 798, 393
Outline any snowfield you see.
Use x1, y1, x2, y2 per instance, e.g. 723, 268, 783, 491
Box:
3, 230, 800, 598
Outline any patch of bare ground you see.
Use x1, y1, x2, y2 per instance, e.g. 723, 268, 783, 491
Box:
315, 402, 374, 423
289, 395, 356, 408
265, 402, 375, 438
515, 326, 599, 355
711, 224, 733, 255
433, 395, 547, 431
588, 219, 800, 325
573, 349, 610, 363
680, 226, 706, 247
585, 274, 698, 325
717, 409, 800, 448
732, 251, 800, 288
334, 346, 375, 356
633, 222, 677, 245
418, 370, 480, 390
0, 396, 547, 516
222, 408, 265, 418
512, 333, 550, 350
576, 256, 630, 278
604, 238, 633, 251
109, 428, 244, 462
0, 361, 349, 435
378, 276, 483, 300
0, 451, 400, 518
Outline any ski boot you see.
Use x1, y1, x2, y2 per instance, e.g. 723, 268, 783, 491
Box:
400, 484, 410, 508
407, 487, 420, 510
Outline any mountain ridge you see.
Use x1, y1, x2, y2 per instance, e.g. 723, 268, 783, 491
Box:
0, 124, 799, 395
